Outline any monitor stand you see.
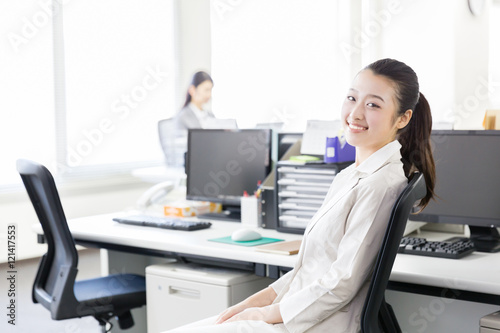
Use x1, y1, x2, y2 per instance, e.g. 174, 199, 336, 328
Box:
469, 226, 500, 253
199, 205, 241, 222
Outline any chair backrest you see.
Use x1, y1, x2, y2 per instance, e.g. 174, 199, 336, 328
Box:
158, 118, 187, 167
361, 172, 427, 333
17, 159, 80, 320
158, 118, 176, 157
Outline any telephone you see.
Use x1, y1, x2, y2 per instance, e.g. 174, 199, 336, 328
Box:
136, 181, 175, 209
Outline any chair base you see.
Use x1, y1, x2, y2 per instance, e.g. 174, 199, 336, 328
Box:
95, 310, 134, 332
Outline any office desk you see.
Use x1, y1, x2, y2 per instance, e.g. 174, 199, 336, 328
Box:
33, 214, 500, 306
391, 231, 500, 306
35, 212, 302, 277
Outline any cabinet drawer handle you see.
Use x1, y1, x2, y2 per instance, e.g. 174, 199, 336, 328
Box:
168, 286, 200, 299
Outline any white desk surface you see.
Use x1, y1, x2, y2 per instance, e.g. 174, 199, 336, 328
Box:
392, 231, 500, 296
34, 212, 302, 268
33, 214, 500, 297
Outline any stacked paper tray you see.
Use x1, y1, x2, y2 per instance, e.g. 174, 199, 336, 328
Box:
275, 162, 350, 233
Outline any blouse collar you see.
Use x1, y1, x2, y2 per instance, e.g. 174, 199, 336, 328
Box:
349, 140, 402, 178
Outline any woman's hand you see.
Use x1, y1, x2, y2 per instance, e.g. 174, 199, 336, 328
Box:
215, 302, 249, 324
215, 287, 278, 324
223, 304, 282, 324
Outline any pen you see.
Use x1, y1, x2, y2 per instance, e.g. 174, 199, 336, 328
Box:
254, 180, 262, 198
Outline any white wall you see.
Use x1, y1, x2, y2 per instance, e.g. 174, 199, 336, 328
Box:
209, 0, 497, 131
452, 0, 491, 129
174, 0, 212, 114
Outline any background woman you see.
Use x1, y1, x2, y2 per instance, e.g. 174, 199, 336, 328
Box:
174, 71, 216, 131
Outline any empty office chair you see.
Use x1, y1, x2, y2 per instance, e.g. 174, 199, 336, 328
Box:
158, 118, 175, 157
158, 118, 186, 167
17, 159, 146, 332
361, 172, 427, 333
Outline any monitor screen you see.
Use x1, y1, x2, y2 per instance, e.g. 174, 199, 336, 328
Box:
186, 129, 272, 209
410, 130, 500, 252
410, 130, 500, 227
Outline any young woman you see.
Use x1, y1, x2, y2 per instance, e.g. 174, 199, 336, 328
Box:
166, 58, 435, 333
174, 71, 216, 130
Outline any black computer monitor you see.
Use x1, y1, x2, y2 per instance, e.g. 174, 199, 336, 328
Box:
186, 129, 272, 222
409, 130, 500, 252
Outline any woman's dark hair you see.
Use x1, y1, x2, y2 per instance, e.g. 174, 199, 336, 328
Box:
365, 58, 435, 209
183, 71, 213, 107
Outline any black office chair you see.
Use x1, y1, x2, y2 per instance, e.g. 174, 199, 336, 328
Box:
361, 172, 427, 333
17, 159, 146, 332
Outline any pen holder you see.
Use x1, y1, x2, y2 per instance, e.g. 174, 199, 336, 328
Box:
240, 196, 262, 228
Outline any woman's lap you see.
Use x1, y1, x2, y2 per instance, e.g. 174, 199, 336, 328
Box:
163, 315, 287, 333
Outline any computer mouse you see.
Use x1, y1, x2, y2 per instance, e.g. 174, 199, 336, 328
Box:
231, 229, 262, 242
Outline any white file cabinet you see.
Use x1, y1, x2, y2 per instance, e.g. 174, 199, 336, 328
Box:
481, 311, 500, 333
146, 262, 273, 333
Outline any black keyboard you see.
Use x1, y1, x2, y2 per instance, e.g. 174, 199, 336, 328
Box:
398, 236, 475, 259
113, 215, 212, 231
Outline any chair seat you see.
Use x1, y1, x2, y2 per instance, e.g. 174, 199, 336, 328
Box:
74, 274, 146, 315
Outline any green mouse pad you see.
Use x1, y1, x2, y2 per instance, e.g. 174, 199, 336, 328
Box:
208, 236, 284, 247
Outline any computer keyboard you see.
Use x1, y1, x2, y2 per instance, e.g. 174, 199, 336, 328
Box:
113, 215, 212, 231
398, 236, 475, 259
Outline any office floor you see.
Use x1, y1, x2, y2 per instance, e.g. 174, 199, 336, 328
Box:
0, 249, 102, 333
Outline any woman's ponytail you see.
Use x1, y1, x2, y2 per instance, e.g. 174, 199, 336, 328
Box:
398, 92, 435, 209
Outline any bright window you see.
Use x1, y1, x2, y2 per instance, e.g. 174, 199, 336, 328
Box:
0, 0, 56, 188
1, 0, 177, 189
62, 0, 176, 175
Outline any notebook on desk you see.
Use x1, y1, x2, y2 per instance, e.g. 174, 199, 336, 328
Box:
208, 236, 283, 247
255, 240, 302, 255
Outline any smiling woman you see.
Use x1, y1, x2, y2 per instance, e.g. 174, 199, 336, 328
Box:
164, 58, 436, 333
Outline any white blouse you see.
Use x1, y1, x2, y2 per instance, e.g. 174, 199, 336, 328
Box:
270, 140, 408, 333
188, 103, 211, 128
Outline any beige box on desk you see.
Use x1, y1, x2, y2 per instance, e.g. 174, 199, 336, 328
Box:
481, 311, 500, 333
163, 200, 222, 217
146, 262, 272, 333
484, 110, 500, 130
